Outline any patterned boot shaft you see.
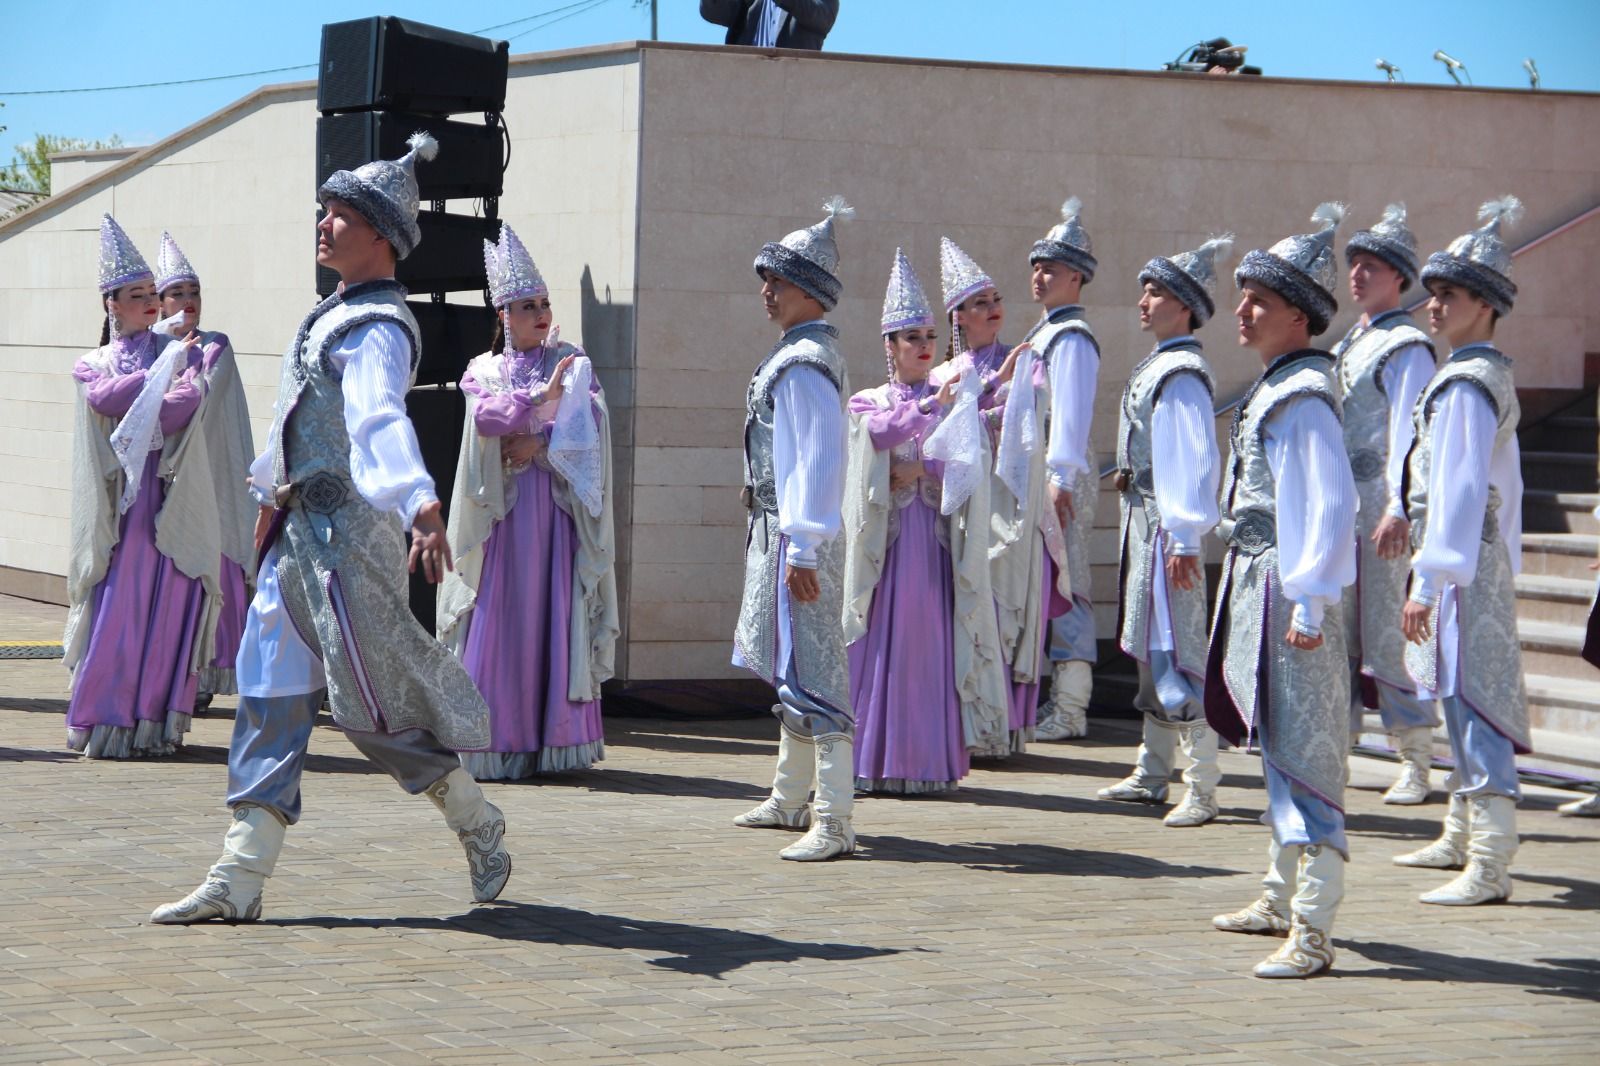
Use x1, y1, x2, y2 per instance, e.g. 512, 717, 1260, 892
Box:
779, 813, 856, 862
1252, 915, 1335, 978
149, 804, 283, 924
1419, 795, 1515, 905
425, 769, 512, 902
1212, 896, 1291, 936
1393, 788, 1469, 868
733, 796, 812, 830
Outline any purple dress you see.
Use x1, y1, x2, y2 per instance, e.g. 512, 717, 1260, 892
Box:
969, 342, 1067, 747
66, 332, 206, 758
847, 382, 970, 793
197, 334, 249, 698
457, 347, 605, 779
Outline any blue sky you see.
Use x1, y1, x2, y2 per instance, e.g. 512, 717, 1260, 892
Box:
3, 1, 1597, 166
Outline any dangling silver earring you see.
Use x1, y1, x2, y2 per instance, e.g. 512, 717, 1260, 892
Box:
501, 311, 513, 359
884, 336, 897, 384
108, 308, 123, 339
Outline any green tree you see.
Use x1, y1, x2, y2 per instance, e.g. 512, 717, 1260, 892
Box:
1, 132, 126, 196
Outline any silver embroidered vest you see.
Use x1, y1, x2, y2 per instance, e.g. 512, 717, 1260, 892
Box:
266, 281, 490, 750
1208, 350, 1350, 807
1333, 312, 1434, 531
1403, 347, 1530, 750
1024, 306, 1099, 601
735, 323, 854, 735
1116, 342, 1214, 670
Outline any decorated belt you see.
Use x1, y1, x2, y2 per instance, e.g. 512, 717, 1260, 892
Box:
1349, 447, 1384, 482
272, 470, 354, 515
1223, 509, 1276, 556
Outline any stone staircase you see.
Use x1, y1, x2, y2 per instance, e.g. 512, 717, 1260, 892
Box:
1516, 393, 1600, 777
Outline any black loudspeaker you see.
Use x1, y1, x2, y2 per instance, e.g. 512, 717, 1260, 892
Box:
318, 17, 509, 115
314, 211, 497, 297
409, 300, 496, 388
402, 386, 468, 634
316, 112, 505, 201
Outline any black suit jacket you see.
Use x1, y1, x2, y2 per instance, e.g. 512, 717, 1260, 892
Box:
700, 0, 839, 50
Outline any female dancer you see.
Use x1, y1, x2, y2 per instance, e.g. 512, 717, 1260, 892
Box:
63, 215, 220, 757
438, 223, 619, 779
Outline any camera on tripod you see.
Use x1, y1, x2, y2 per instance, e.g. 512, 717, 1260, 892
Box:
1162, 37, 1263, 77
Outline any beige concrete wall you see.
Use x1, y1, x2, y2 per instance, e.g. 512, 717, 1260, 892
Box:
48, 149, 141, 195
629, 44, 1600, 678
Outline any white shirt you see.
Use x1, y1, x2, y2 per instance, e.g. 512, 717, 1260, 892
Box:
1044, 329, 1098, 488
1379, 341, 1435, 518
1150, 369, 1221, 556
1263, 395, 1358, 634
1410, 376, 1524, 604
772, 362, 846, 568
237, 318, 438, 697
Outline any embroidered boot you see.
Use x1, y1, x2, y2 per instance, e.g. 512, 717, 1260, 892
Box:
1382, 726, 1434, 805
1253, 844, 1341, 978
1164, 722, 1221, 827
1099, 716, 1173, 804
1420, 794, 1516, 906
1558, 792, 1600, 817
1035, 660, 1091, 740
1213, 838, 1295, 936
151, 804, 286, 924
425, 767, 511, 903
734, 721, 814, 829
780, 733, 855, 861
1394, 777, 1468, 868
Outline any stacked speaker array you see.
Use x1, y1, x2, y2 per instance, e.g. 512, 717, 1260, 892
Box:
315, 17, 511, 630
314, 16, 510, 386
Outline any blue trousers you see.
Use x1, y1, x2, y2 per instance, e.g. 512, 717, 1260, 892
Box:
1440, 695, 1520, 800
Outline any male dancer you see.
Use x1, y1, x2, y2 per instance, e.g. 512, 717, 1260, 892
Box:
1098, 236, 1229, 827
730, 198, 856, 861
153, 134, 510, 923
1207, 205, 1357, 978
1025, 198, 1101, 742
1397, 197, 1533, 905
1333, 204, 1439, 804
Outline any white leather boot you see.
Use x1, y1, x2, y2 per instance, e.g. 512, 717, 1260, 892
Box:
1213, 839, 1295, 936
425, 767, 511, 903
1164, 722, 1221, 827
1254, 844, 1341, 978
1099, 717, 1174, 803
733, 723, 814, 829
1382, 726, 1434, 805
1393, 777, 1468, 868
1035, 660, 1091, 740
150, 804, 286, 924
1420, 794, 1516, 906
780, 733, 855, 861
1558, 792, 1600, 817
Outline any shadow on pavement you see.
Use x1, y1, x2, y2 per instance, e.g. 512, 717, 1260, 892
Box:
1511, 872, 1600, 911
1342, 939, 1600, 1002
922, 784, 1261, 825
856, 834, 1244, 879
265, 901, 905, 979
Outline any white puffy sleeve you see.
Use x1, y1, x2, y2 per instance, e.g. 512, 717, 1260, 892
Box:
1045, 331, 1098, 488
330, 321, 438, 527
1150, 371, 1220, 555
772, 364, 846, 568
1409, 382, 1500, 604
1380, 342, 1434, 518
1263, 395, 1358, 635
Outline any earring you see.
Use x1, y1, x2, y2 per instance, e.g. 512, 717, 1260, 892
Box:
108, 309, 123, 339
501, 311, 513, 359
884, 336, 897, 384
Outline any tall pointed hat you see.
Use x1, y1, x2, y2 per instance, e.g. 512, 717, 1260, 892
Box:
317, 130, 439, 260
97, 214, 153, 294
1235, 202, 1346, 335
483, 223, 549, 309
153, 231, 200, 293
1029, 196, 1097, 282
1345, 203, 1421, 291
754, 196, 854, 311
939, 236, 995, 314
1139, 234, 1236, 325
881, 248, 934, 334
1420, 196, 1523, 315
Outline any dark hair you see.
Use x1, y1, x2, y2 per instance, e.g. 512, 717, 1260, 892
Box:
489, 312, 504, 354
98, 289, 117, 346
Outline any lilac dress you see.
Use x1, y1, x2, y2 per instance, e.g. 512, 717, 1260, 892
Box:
66, 332, 206, 757
197, 334, 249, 698
847, 381, 970, 793
457, 346, 605, 779
970, 342, 1067, 746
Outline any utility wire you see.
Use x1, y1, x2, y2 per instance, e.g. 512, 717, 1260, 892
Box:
0, 0, 629, 97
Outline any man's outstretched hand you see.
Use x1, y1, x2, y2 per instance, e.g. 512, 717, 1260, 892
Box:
408, 500, 454, 583
786, 564, 821, 603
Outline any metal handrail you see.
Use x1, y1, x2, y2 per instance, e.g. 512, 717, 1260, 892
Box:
1097, 200, 1600, 478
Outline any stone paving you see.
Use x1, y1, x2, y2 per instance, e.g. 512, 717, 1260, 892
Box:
1, 594, 1596, 1065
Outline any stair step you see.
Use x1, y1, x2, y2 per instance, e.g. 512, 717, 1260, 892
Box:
1522, 490, 1599, 536
1520, 414, 1599, 452
1516, 572, 1596, 626
1518, 616, 1592, 678
1522, 450, 1599, 493
1526, 673, 1600, 773
1521, 532, 1600, 579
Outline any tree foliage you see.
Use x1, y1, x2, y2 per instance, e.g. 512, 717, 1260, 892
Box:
1, 133, 126, 195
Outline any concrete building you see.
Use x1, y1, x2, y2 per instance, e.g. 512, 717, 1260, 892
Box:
2, 41, 1595, 760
